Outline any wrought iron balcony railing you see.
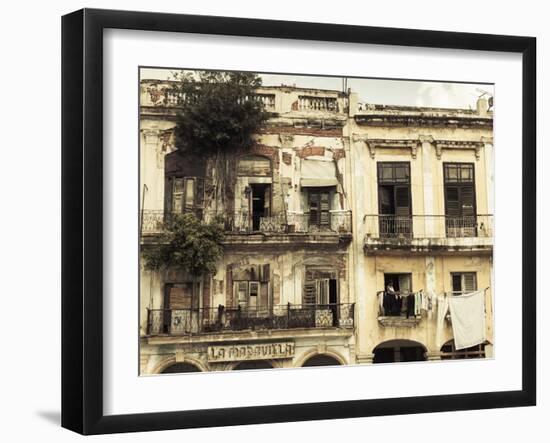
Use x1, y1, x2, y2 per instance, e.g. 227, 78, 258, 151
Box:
364, 214, 493, 240
141, 210, 352, 235
146, 303, 355, 336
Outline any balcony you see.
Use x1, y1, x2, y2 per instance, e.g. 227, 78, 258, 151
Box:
141, 209, 352, 245
376, 290, 422, 327
146, 303, 355, 337
363, 214, 493, 255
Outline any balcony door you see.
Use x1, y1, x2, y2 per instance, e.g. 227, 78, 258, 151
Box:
377, 162, 411, 237
249, 184, 271, 231
444, 163, 477, 237
308, 189, 331, 229
163, 282, 200, 334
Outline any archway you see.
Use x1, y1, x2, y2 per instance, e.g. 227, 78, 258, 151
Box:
440, 340, 486, 360
373, 339, 427, 363
233, 360, 274, 371
302, 354, 342, 367
160, 362, 202, 373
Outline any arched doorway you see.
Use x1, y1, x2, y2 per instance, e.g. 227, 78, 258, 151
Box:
440, 340, 486, 360
373, 339, 427, 363
233, 360, 274, 371
161, 362, 202, 373
302, 354, 342, 367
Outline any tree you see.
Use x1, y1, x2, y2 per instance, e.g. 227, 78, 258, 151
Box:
170, 70, 269, 205
143, 213, 225, 278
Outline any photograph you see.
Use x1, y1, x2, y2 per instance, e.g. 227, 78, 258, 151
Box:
138, 67, 494, 374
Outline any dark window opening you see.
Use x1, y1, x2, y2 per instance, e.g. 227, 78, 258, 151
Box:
382, 273, 413, 317
444, 163, 477, 237
161, 363, 201, 373
451, 272, 477, 294
373, 341, 426, 363
377, 162, 411, 237
302, 354, 342, 367
249, 183, 271, 231
233, 360, 273, 370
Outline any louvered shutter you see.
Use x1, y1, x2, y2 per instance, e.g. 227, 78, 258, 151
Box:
303, 271, 317, 305
463, 273, 477, 292
445, 187, 461, 217
168, 283, 194, 309
309, 191, 318, 225
320, 192, 330, 226
394, 186, 410, 216
460, 185, 475, 217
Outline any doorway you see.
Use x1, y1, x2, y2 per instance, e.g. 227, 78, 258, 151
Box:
249, 184, 271, 231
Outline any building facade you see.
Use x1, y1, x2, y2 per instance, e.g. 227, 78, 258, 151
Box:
138, 78, 494, 374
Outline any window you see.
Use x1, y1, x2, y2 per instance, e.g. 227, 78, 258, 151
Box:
303, 269, 338, 306
444, 163, 477, 237
170, 177, 205, 213
308, 190, 331, 227
377, 162, 411, 237
234, 280, 269, 309
451, 272, 477, 293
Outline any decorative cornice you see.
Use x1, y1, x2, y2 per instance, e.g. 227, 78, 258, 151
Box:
363, 138, 420, 159
433, 140, 485, 160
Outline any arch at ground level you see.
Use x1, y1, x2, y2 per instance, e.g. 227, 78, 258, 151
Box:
373, 339, 427, 363
160, 362, 202, 373
302, 354, 343, 367
233, 360, 274, 371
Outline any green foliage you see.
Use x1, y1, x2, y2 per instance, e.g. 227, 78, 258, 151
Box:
171, 70, 269, 158
143, 213, 225, 277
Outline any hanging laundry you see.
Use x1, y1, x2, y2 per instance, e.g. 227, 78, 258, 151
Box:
448, 291, 486, 350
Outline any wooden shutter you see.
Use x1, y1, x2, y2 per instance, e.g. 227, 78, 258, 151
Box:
320, 192, 330, 226
264, 186, 271, 215
259, 283, 269, 308
303, 277, 317, 305
195, 177, 205, 207
172, 178, 184, 213
463, 273, 477, 292
394, 186, 410, 216
167, 283, 194, 309
309, 191, 319, 225
460, 185, 475, 217
164, 176, 173, 214
445, 186, 461, 217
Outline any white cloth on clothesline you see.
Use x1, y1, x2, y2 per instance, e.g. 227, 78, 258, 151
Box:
448, 290, 487, 350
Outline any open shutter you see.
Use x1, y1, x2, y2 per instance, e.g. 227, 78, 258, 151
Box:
309, 191, 319, 225
172, 178, 184, 213
460, 185, 475, 217
195, 177, 205, 207
463, 273, 477, 292
264, 186, 271, 216
394, 186, 410, 216
304, 270, 317, 305
164, 176, 173, 214
320, 192, 330, 226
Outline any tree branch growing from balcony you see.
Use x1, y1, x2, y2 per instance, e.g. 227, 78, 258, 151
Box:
142, 213, 225, 277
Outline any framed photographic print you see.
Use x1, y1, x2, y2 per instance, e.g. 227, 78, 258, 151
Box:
61, 8, 536, 435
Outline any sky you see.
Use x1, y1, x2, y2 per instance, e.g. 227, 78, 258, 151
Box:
140, 68, 494, 110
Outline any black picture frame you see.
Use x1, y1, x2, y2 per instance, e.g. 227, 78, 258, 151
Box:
61, 8, 536, 435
